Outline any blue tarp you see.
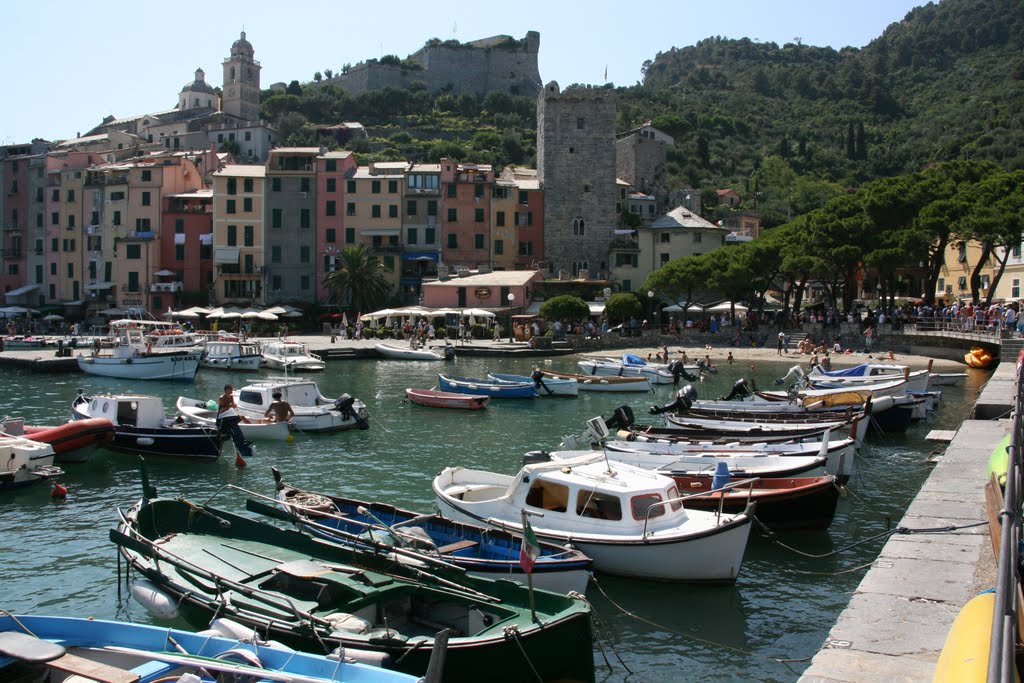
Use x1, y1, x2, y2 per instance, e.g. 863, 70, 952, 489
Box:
819, 363, 870, 377
622, 353, 646, 366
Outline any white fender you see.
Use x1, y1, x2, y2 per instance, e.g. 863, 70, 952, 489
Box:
131, 579, 179, 620
136, 437, 155, 446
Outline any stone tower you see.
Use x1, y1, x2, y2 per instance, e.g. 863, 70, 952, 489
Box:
222, 31, 262, 121
537, 82, 617, 279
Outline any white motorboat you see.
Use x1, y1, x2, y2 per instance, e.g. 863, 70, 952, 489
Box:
433, 450, 752, 582
71, 392, 221, 461
807, 361, 931, 379
234, 378, 368, 433
540, 369, 653, 392
374, 341, 454, 361
0, 435, 62, 490
260, 341, 325, 372
110, 319, 206, 350
930, 372, 967, 386
175, 396, 292, 441
488, 372, 579, 397
577, 353, 707, 384
201, 339, 263, 371
77, 325, 202, 382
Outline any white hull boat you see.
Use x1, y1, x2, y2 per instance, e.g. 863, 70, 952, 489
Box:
541, 369, 653, 392
200, 340, 262, 371
0, 435, 62, 490
488, 372, 579, 397
260, 341, 325, 372
375, 342, 453, 361
77, 351, 202, 381
234, 378, 368, 433
175, 397, 292, 441
930, 372, 967, 386
433, 451, 752, 582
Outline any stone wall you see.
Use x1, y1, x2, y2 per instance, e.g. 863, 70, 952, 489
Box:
324, 32, 540, 97
616, 134, 669, 207
537, 82, 618, 280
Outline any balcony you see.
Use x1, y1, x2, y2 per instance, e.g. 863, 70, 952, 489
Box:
370, 244, 404, 253
121, 282, 143, 294
150, 281, 183, 293
610, 235, 640, 251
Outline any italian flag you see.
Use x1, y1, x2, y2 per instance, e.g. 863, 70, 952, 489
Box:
519, 516, 541, 574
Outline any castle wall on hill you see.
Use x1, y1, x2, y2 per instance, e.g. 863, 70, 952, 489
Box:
324, 31, 540, 98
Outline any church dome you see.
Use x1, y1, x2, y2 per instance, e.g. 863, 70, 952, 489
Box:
231, 31, 253, 54
181, 68, 215, 94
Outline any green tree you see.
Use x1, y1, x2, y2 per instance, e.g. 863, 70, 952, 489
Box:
323, 245, 391, 313
604, 292, 643, 324
539, 295, 590, 323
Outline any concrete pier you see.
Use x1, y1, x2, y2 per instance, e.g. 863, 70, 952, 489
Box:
799, 365, 1014, 682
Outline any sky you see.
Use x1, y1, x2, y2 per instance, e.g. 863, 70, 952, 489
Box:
2, 0, 926, 144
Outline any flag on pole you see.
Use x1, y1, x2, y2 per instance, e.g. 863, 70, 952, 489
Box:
604, 64, 608, 81
519, 515, 541, 574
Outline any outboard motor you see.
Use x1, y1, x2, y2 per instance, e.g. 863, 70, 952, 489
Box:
667, 359, 698, 383
334, 393, 356, 417
649, 385, 697, 415
443, 344, 456, 360
711, 461, 731, 490
604, 405, 636, 430
522, 450, 552, 466
531, 368, 545, 385
719, 379, 752, 401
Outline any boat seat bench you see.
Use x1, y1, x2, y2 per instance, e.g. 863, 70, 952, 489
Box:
437, 539, 479, 554
48, 652, 141, 683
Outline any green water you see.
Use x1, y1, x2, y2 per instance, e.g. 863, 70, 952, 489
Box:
0, 355, 987, 682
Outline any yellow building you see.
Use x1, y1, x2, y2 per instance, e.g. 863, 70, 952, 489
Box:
212, 164, 265, 304
345, 163, 403, 293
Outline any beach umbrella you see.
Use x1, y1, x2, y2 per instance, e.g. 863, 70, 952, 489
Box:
99, 307, 125, 316
220, 311, 242, 320
263, 306, 289, 315
171, 310, 200, 319
281, 309, 303, 318
42, 314, 64, 322
239, 310, 261, 319
1, 306, 29, 315
204, 307, 226, 319
258, 311, 279, 321
153, 269, 175, 277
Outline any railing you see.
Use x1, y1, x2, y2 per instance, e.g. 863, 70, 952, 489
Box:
989, 354, 1022, 681
902, 316, 1004, 342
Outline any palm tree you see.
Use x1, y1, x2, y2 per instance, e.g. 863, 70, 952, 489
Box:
323, 245, 391, 313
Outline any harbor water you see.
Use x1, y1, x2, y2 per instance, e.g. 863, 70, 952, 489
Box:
0, 354, 986, 681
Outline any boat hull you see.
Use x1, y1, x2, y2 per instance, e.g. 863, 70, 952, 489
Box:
201, 354, 262, 371
542, 369, 652, 392
673, 476, 840, 530
175, 397, 293, 441
405, 388, 490, 410
375, 342, 444, 361
438, 375, 536, 399
23, 418, 115, 464
77, 352, 201, 381
488, 372, 579, 397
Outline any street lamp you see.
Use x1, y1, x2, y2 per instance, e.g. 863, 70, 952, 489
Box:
507, 292, 515, 343
647, 290, 656, 334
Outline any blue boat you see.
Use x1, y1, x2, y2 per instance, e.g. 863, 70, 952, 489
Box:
437, 374, 536, 398
488, 371, 579, 397
0, 614, 420, 682
253, 468, 592, 596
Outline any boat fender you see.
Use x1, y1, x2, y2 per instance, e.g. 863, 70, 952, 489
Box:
330, 646, 393, 669
324, 612, 373, 634
522, 450, 552, 466
131, 579, 180, 620
605, 404, 636, 429
136, 437, 155, 446
711, 461, 731, 490
206, 617, 260, 641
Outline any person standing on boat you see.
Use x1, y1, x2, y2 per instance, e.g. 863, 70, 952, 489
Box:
217, 384, 253, 459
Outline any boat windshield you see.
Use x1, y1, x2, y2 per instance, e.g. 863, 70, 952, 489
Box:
631, 493, 665, 520
575, 490, 623, 520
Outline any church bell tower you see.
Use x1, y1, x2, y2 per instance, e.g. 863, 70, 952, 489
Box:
222, 31, 262, 121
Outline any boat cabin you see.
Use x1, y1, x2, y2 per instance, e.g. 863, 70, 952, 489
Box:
237, 380, 331, 410
207, 341, 259, 357
264, 341, 314, 357
85, 395, 168, 428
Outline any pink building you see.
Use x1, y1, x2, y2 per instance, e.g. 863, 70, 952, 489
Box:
315, 151, 357, 302
439, 159, 493, 268
160, 189, 214, 310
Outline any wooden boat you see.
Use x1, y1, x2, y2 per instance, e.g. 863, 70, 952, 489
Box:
488, 372, 579, 397
965, 346, 994, 368
175, 396, 293, 441
375, 342, 453, 361
0, 435, 62, 490
234, 378, 369, 433
0, 614, 421, 682
577, 354, 677, 384
405, 388, 490, 410
434, 450, 752, 582
112, 486, 595, 683
261, 340, 326, 372
72, 392, 221, 461
201, 339, 263, 371
672, 474, 840, 530
5, 416, 115, 464
259, 467, 593, 595
438, 374, 536, 399
541, 368, 652, 392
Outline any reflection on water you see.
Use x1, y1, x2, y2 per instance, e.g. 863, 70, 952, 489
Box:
0, 358, 987, 681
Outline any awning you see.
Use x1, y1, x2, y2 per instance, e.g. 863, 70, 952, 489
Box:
613, 229, 637, 235
402, 251, 439, 261
5, 284, 40, 297
214, 247, 240, 264
85, 281, 115, 291
360, 228, 400, 236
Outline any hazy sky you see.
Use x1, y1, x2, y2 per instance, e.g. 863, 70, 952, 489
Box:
3, 0, 925, 144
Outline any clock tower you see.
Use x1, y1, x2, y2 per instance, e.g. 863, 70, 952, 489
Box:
222, 31, 261, 121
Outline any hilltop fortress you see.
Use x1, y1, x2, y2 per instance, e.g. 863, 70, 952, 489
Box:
323, 31, 541, 98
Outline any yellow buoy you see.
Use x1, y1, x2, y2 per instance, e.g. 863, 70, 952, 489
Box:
286, 434, 295, 443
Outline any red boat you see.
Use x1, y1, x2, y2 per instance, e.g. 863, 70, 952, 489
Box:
674, 475, 840, 531
21, 418, 115, 464
405, 388, 490, 410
